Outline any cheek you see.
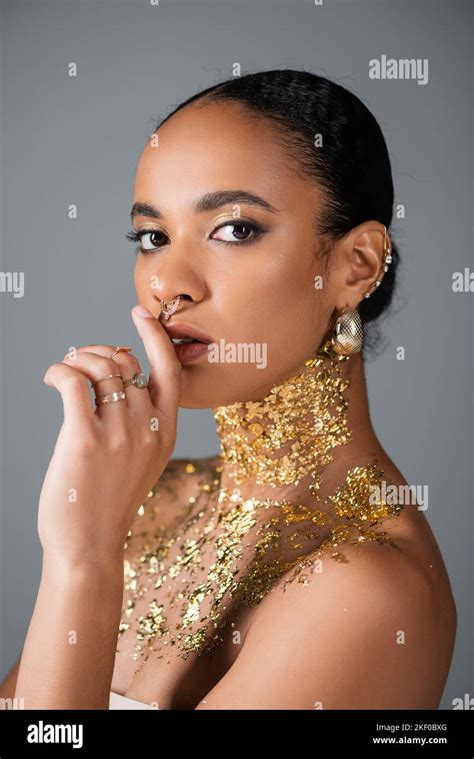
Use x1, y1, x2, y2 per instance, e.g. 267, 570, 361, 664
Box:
217, 245, 321, 334
210, 251, 326, 387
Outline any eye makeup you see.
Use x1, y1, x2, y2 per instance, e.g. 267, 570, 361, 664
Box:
126, 228, 168, 253
125, 215, 267, 254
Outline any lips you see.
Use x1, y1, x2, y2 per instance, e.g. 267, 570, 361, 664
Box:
160, 321, 214, 365
161, 322, 214, 345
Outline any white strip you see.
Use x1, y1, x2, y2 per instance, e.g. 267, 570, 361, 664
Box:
109, 691, 157, 710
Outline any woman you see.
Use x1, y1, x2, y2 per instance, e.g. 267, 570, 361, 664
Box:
1, 70, 456, 710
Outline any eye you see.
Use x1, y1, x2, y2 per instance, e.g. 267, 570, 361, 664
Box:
126, 219, 265, 254
125, 229, 168, 253
211, 221, 263, 245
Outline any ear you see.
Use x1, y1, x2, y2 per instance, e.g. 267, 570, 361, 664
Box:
329, 221, 390, 311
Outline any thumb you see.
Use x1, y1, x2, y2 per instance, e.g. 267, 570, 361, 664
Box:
131, 305, 182, 417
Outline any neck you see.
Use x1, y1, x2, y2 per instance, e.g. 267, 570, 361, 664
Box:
212, 351, 374, 500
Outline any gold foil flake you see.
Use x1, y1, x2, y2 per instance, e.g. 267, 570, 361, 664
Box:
116, 353, 407, 668
136, 600, 168, 645
117, 464, 405, 662
182, 590, 206, 626
328, 464, 401, 521
332, 552, 349, 563
212, 354, 351, 487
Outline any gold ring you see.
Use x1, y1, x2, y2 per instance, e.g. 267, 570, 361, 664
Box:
91, 373, 122, 389
122, 372, 148, 390
95, 390, 126, 405
110, 346, 133, 360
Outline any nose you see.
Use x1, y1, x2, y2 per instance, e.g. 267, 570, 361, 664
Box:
147, 245, 206, 310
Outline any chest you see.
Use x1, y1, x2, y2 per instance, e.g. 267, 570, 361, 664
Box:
111, 597, 257, 708
109, 483, 327, 707
109, 495, 273, 707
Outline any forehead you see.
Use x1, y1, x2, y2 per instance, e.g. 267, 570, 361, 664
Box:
133, 101, 316, 210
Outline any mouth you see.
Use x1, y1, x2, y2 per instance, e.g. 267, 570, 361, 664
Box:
161, 322, 213, 365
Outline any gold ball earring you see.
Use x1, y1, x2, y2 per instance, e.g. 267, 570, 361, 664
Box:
330, 307, 364, 355
319, 224, 391, 358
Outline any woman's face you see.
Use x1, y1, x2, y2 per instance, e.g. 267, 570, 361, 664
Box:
132, 101, 336, 408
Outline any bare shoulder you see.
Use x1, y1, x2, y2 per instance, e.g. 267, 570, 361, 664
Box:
196, 445, 457, 711
198, 544, 456, 709
198, 536, 456, 709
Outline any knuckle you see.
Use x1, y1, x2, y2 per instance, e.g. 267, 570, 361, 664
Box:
108, 431, 132, 453
132, 417, 157, 447
142, 431, 159, 449
134, 417, 161, 450
120, 354, 141, 375
100, 358, 120, 375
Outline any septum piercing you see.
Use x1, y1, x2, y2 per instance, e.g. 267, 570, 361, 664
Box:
160, 295, 182, 320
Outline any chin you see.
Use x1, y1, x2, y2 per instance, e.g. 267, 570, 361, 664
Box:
177, 360, 283, 409
178, 369, 238, 409
178, 364, 222, 408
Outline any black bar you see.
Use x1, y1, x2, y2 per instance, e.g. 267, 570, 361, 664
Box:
0, 709, 472, 756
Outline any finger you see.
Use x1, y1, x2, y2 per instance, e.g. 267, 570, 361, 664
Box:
43, 363, 96, 430
94, 350, 156, 421
131, 305, 182, 418
63, 348, 124, 396
113, 352, 155, 415
65, 346, 155, 418
61, 352, 128, 422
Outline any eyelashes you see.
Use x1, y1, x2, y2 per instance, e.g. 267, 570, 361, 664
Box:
125, 220, 266, 255
125, 228, 168, 253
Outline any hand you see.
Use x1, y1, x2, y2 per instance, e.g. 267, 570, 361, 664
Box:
38, 305, 181, 566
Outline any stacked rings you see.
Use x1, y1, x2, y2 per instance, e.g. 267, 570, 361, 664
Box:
91, 348, 148, 406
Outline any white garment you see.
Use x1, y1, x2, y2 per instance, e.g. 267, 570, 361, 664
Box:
109, 691, 157, 710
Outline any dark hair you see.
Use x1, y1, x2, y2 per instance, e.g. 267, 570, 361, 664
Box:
153, 69, 399, 349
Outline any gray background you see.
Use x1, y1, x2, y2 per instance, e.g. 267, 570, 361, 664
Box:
0, 0, 472, 709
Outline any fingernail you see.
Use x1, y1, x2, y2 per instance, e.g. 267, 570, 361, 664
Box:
132, 305, 155, 319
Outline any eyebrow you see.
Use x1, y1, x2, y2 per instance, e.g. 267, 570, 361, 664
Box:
130, 189, 279, 222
